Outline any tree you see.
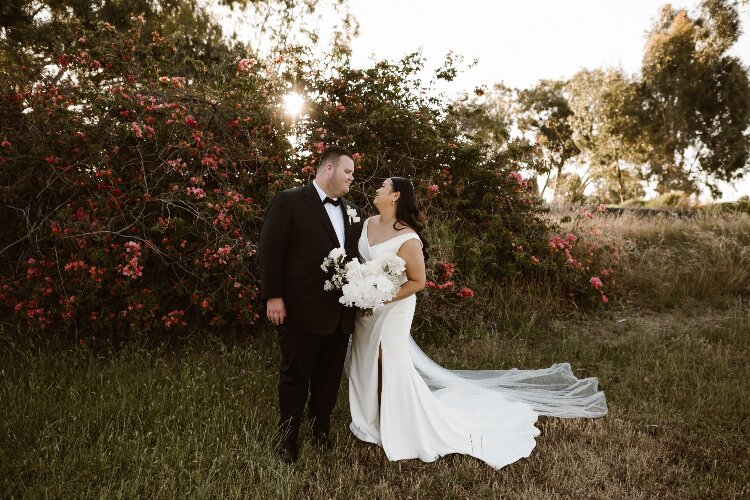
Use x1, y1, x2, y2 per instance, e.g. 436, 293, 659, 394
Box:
221, 0, 358, 58
450, 83, 514, 151
567, 69, 645, 204
638, 0, 750, 196
0, 0, 244, 82
516, 80, 580, 199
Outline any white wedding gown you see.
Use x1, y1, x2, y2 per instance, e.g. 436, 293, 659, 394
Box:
347, 219, 608, 470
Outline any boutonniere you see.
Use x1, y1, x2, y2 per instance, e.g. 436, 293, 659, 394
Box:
346, 207, 360, 224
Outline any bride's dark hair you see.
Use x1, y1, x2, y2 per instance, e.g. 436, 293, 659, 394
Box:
390, 177, 429, 262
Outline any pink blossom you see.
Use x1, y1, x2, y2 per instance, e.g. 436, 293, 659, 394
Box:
125, 241, 141, 254
186, 187, 206, 199
237, 58, 257, 72
601, 295, 609, 303
456, 287, 475, 299
162, 309, 186, 328
130, 122, 143, 138
64, 260, 87, 272
1, 140, 10, 148
530, 256, 539, 264
590, 276, 603, 289
352, 152, 363, 161
597, 204, 607, 213
315, 141, 325, 153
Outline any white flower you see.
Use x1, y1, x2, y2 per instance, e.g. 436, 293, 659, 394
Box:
320, 247, 347, 273
321, 250, 406, 312
346, 207, 360, 224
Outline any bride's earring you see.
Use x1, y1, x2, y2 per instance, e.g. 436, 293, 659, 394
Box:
391, 199, 395, 205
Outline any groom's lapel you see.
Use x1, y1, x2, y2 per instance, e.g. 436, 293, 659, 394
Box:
302, 183, 340, 247
341, 199, 351, 241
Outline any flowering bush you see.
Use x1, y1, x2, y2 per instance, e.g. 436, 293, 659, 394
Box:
0, 19, 617, 342
542, 205, 621, 305
0, 19, 292, 339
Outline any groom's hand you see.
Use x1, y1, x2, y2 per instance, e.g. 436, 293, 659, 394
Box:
266, 297, 286, 326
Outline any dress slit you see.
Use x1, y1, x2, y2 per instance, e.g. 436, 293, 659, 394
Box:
377, 342, 383, 420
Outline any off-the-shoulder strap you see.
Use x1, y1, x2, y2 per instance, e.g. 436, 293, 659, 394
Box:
395, 232, 423, 251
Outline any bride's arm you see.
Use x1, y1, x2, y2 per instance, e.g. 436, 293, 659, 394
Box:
389, 239, 426, 302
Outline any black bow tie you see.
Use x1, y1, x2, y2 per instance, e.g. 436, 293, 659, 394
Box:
323, 196, 341, 207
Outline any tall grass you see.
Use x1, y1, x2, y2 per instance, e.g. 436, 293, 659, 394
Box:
553, 209, 750, 308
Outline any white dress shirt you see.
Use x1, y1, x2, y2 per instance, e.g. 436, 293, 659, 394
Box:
313, 179, 345, 248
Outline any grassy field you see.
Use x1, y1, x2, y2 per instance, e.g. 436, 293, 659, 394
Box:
2, 211, 749, 498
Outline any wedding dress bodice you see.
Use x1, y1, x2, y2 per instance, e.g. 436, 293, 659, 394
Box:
358, 218, 422, 264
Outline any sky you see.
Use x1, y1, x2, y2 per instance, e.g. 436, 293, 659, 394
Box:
348, 0, 750, 91
223, 0, 750, 201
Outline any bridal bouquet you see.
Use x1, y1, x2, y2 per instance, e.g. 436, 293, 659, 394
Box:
320, 248, 406, 313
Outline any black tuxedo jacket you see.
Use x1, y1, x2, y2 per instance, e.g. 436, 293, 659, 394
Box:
259, 182, 362, 335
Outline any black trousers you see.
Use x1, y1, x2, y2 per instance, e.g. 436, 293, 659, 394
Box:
277, 319, 349, 450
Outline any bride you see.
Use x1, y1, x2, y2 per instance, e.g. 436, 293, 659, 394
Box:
347, 177, 607, 470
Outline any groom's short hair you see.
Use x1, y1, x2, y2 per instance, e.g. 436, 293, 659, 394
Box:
318, 145, 353, 171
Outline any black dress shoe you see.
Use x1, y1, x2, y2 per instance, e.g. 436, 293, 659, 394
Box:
279, 446, 298, 464
311, 433, 333, 451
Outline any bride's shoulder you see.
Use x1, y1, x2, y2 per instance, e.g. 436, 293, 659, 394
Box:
394, 222, 417, 235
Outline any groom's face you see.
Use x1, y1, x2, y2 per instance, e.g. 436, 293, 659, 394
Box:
327, 156, 354, 197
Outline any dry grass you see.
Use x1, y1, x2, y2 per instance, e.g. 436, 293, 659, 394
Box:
552, 209, 750, 308
2, 301, 748, 499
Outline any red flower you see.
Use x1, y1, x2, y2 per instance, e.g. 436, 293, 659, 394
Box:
457, 287, 474, 299
184, 115, 199, 129
438, 262, 455, 280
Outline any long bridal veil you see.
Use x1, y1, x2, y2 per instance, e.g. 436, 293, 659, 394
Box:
346, 336, 607, 419
407, 337, 607, 418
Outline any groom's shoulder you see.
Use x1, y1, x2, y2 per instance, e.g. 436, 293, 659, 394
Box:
274, 184, 308, 201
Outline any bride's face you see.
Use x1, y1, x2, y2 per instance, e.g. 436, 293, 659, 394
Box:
374, 178, 395, 207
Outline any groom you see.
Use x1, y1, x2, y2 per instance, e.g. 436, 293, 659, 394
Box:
259, 145, 362, 463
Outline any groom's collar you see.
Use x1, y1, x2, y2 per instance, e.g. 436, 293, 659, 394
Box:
312, 179, 336, 203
